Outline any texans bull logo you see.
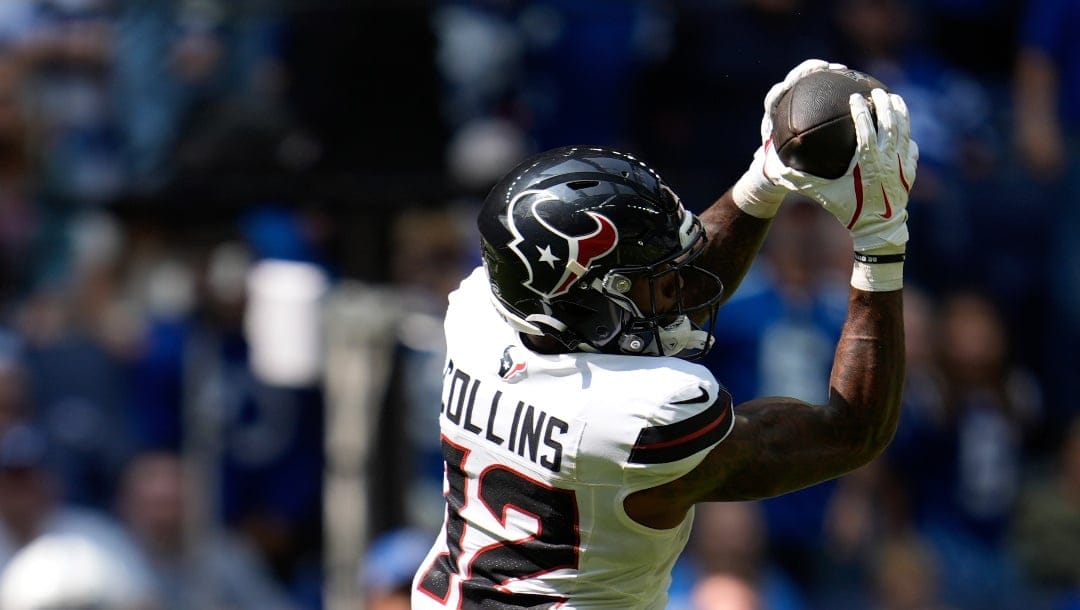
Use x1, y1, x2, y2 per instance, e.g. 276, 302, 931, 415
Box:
507, 190, 619, 299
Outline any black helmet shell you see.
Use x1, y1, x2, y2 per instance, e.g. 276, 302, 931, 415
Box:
478, 145, 721, 356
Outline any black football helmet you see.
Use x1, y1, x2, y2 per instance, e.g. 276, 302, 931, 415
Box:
477, 145, 724, 359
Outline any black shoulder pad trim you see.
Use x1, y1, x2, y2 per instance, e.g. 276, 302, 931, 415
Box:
628, 387, 733, 464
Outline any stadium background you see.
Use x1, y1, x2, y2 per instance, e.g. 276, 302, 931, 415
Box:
0, 0, 1077, 609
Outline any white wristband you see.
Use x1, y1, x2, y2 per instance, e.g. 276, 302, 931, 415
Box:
732, 159, 786, 219
851, 260, 904, 292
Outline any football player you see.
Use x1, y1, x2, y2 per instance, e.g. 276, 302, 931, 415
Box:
412, 59, 917, 609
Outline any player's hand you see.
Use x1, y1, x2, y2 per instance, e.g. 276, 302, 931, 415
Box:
733, 59, 848, 219
764, 89, 918, 252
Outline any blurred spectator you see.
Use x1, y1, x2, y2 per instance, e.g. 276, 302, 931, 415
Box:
445, 116, 528, 197
117, 450, 297, 610
514, 0, 669, 151
14, 211, 139, 510
1014, 25, 1068, 183
5, 0, 124, 204
386, 207, 472, 310
0, 531, 156, 610
870, 534, 956, 610
0, 357, 27, 436
432, 1, 524, 130
0, 424, 141, 579
358, 527, 432, 610
691, 573, 762, 610
873, 285, 946, 539
0, 51, 39, 304
1010, 415, 1080, 606
379, 206, 473, 533
887, 290, 1041, 608
938, 291, 1042, 533
0, 425, 52, 570
113, 0, 293, 193
1013, 0, 1080, 427
816, 463, 893, 607
892, 285, 948, 455
434, 0, 666, 155
675, 501, 805, 610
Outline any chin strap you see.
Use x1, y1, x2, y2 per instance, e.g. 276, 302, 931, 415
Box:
617, 315, 712, 357
656, 315, 711, 356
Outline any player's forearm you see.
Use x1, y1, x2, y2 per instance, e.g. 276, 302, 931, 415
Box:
708, 288, 904, 501
698, 189, 772, 305
708, 238, 906, 501
825, 288, 905, 463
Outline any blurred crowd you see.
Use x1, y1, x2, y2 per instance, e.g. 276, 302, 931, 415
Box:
0, 0, 1077, 609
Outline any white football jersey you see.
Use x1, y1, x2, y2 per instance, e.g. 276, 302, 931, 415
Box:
412, 267, 734, 610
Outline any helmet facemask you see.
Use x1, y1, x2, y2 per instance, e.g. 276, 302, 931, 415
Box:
592, 215, 723, 359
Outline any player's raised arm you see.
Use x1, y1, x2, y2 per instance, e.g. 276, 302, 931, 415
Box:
626, 76, 918, 529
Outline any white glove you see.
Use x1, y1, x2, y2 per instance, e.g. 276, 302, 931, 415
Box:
733, 59, 849, 219
763, 88, 918, 253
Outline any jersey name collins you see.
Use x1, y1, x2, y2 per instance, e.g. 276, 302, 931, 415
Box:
442, 360, 569, 473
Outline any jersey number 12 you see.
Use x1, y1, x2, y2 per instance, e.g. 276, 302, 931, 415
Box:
417, 437, 581, 608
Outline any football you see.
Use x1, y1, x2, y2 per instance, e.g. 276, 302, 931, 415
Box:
771, 68, 887, 179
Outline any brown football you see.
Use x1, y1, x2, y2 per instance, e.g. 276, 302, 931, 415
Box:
771, 68, 887, 179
